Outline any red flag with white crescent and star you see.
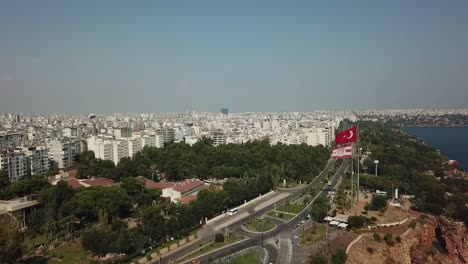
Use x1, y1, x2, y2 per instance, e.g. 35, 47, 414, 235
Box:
335, 126, 358, 145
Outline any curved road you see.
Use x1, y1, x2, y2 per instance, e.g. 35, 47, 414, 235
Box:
158, 159, 349, 264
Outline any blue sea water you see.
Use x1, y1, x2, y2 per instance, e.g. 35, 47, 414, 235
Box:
402, 127, 468, 170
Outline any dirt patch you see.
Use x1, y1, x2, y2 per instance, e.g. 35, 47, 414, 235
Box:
329, 231, 358, 251
347, 193, 409, 224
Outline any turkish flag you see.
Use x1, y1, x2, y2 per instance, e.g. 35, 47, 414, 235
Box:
335, 126, 358, 145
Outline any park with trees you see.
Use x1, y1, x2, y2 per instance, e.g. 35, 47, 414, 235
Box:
0, 139, 330, 263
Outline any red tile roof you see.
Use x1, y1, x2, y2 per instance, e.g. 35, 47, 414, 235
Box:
173, 179, 204, 194
67, 179, 85, 190
82, 178, 115, 187
68, 170, 78, 178
175, 195, 198, 205
144, 180, 174, 190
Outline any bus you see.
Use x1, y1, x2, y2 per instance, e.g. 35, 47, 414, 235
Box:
227, 208, 239, 215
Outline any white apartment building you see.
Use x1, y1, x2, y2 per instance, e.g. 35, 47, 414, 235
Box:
87, 136, 114, 162
127, 137, 142, 158
141, 134, 163, 148
0, 149, 28, 182
47, 139, 82, 169
305, 127, 334, 147
113, 127, 132, 139
22, 146, 50, 176
210, 131, 227, 146
88, 134, 161, 164
156, 127, 175, 145
112, 140, 129, 163
62, 127, 79, 138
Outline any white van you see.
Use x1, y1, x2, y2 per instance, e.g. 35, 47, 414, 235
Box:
227, 208, 239, 215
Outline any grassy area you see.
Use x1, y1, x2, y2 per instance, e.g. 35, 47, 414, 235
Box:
279, 199, 309, 214
243, 219, 276, 233
300, 225, 327, 247
47, 240, 91, 264
227, 250, 262, 264
177, 234, 244, 263
266, 210, 296, 221
24, 233, 47, 251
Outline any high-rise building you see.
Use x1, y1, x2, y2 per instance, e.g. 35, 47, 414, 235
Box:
87, 136, 114, 161
141, 134, 163, 148
210, 131, 227, 146
156, 128, 175, 145
127, 137, 142, 158
112, 140, 129, 164
305, 127, 334, 147
47, 139, 82, 169
22, 146, 50, 176
113, 127, 132, 139
221, 108, 229, 115
0, 149, 28, 182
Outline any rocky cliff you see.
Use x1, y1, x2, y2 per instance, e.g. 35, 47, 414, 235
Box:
347, 216, 468, 264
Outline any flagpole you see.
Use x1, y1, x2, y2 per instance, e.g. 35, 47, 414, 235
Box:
351, 143, 354, 200
357, 124, 360, 205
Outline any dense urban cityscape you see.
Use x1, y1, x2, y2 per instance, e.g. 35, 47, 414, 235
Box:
0, 109, 467, 264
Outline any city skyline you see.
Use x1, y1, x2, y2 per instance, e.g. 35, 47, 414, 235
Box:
1, 1, 468, 113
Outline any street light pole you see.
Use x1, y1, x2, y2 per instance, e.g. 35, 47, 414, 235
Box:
374, 160, 379, 177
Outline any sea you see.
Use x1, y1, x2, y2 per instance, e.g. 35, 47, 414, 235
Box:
402, 127, 468, 170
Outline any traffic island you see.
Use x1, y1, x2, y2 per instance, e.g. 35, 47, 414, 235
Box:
242, 219, 277, 233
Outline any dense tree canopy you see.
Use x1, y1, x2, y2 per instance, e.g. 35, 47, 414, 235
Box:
358, 121, 468, 223
77, 139, 330, 183
63, 186, 133, 222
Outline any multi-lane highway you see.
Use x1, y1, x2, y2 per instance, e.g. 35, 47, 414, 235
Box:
156, 159, 349, 264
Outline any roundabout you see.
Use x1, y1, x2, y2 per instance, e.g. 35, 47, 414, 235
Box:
241, 218, 277, 233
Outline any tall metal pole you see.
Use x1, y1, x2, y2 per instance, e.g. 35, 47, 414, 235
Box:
357, 147, 360, 204
351, 146, 354, 200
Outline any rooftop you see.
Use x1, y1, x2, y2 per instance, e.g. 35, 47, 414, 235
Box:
173, 179, 204, 194
0, 196, 39, 212
175, 194, 198, 205
82, 178, 115, 187
145, 180, 174, 190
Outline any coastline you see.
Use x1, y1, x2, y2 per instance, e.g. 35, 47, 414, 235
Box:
399, 125, 468, 128
400, 126, 467, 170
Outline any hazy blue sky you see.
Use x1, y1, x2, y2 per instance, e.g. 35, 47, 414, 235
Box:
1, 0, 467, 113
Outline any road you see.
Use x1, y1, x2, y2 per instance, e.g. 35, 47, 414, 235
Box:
157, 158, 349, 264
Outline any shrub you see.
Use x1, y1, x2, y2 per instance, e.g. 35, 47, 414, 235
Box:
409, 220, 417, 229
364, 203, 370, 211
370, 195, 387, 211
371, 216, 378, 222
348, 216, 366, 229
384, 233, 393, 242
146, 254, 152, 261
278, 212, 284, 218
395, 236, 401, 243
386, 240, 395, 247
214, 233, 224, 243
331, 249, 347, 264
373, 233, 381, 242
366, 247, 374, 254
